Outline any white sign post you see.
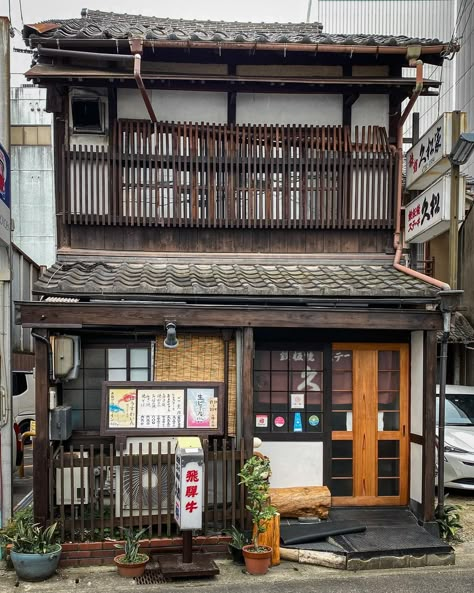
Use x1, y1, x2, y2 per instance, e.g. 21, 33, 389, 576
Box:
174, 436, 203, 531
406, 113, 466, 191
404, 176, 466, 243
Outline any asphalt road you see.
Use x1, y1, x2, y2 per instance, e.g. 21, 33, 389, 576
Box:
1, 560, 474, 593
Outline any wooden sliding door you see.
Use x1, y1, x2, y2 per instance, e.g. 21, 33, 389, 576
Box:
331, 344, 409, 506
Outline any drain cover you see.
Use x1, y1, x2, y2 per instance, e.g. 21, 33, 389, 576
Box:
134, 569, 167, 585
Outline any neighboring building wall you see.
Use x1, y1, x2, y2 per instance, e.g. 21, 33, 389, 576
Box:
11, 244, 39, 369
313, 0, 456, 142
461, 207, 474, 384
10, 86, 55, 266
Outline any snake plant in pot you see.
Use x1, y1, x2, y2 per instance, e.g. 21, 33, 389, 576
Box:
238, 455, 277, 575
114, 526, 150, 577
1, 517, 61, 581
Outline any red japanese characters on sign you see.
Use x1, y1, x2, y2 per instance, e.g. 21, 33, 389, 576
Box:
404, 176, 465, 243
174, 438, 203, 530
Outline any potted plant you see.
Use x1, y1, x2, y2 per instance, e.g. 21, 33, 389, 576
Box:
223, 525, 250, 564
238, 454, 277, 575
1, 516, 61, 581
113, 526, 150, 578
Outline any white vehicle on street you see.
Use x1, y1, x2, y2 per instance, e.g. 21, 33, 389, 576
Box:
12, 371, 35, 436
437, 385, 474, 491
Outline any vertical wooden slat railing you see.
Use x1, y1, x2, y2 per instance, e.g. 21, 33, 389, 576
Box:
50, 438, 246, 541
60, 122, 396, 230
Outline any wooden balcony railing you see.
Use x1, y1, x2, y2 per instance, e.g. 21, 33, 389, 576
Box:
59, 120, 397, 230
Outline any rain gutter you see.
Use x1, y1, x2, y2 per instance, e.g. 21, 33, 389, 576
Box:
392, 56, 450, 291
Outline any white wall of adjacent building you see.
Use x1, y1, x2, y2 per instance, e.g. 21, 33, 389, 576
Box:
10, 85, 56, 267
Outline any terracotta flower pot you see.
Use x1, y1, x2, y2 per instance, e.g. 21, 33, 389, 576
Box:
242, 545, 272, 575
114, 553, 149, 578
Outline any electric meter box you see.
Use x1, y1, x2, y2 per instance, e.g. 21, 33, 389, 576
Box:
49, 405, 73, 441
174, 437, 203, 530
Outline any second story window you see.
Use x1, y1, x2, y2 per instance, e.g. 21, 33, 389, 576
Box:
70, 89, 108, 135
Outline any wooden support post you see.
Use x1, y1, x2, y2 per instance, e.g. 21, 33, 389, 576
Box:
33, 331, 50, 525
242, 327, 254, 459
422, 330, 437, 522
182, 531, 193, 563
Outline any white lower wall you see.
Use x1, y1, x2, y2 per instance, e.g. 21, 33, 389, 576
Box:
410, 442, 423, 503
257, 441, 324, 488
411, 331, 424, 436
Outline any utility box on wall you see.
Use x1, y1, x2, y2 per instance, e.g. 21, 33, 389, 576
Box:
49, 405, 72, 441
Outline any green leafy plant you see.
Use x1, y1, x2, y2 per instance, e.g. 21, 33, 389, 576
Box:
435, 502, 462, 541
238, 455, 277, 552
1, 515, 59, 554
223, 525, 250, 550
114, 526, 150, 564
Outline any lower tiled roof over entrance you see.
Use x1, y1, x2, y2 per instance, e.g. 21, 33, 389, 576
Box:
34, 259, 440, 301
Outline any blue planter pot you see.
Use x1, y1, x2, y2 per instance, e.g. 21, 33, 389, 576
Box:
10, 545, 62, 581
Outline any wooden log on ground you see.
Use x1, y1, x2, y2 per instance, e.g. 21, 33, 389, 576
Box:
254, 513, 280, 566
269, 486, 331, 518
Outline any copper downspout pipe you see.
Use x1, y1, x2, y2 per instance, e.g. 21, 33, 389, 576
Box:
393, 59, 450, 290
133, 54, 157, 123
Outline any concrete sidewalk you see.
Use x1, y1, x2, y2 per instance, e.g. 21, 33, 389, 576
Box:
1, 542, 473, 593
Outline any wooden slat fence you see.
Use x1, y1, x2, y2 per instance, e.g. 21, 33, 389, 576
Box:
49, 438, 246, 542
60, 120, 397, 230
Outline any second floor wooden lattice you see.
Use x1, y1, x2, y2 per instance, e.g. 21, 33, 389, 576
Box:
59, 120, 397, 230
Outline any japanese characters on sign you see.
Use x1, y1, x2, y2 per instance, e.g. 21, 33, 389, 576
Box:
186, 388, 218, 429
174, 437, 203, 530
405, 113, 462, 191
404, 175, 466, 243
0, 144, 11, 246
109, 388, 137, 428
103, 383, 222, 434
137, 388, 185, 429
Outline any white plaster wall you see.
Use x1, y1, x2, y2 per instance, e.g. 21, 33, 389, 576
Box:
117, 89, 227, 123
411, 331, 424, 436
258, 441, 324, 488
351, 95, 389, 137
410, 442, 423, 503
236, 94, 343, 126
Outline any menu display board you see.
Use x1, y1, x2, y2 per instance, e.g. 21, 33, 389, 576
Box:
101, 382, 223, 436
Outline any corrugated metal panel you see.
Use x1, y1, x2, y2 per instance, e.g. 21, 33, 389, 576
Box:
315, 0, 454, 39
314, 0, 457, 139
456, 3, 474, 178
12, 244, 40, 356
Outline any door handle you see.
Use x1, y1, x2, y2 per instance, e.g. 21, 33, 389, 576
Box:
402, 425, 406, 437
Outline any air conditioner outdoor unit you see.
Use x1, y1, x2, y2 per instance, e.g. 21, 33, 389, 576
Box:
114, 437, 176, 517
55, 451, 89, 505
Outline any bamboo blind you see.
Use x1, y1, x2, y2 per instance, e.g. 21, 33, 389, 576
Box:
154, 334, 237, 436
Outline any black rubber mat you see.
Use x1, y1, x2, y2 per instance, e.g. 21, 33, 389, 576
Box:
280, 520, 366, 545
332, 525, 452, 558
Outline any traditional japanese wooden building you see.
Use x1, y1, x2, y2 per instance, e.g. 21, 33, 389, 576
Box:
17, 9, 454, 539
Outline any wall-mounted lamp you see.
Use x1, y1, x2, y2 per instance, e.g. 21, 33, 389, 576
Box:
164, 322, 179, 349
449, 132, 474, 166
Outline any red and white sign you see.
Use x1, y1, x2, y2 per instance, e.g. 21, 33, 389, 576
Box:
174, 437, 203, 530
406, 113, 465, 191
404, 175, 465, 243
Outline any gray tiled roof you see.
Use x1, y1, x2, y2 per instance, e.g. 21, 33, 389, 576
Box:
34, 260, 440, 300
24, 9, 442, 47
437, 312, 474, 344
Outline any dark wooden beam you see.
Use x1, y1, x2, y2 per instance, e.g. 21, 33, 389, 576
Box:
33, 331, 50, 526
242, 327, 254, 458
17, 302, 443, 331
227, 64, 236, 124
422, 330, 437, 522
343, 92, 359, 128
